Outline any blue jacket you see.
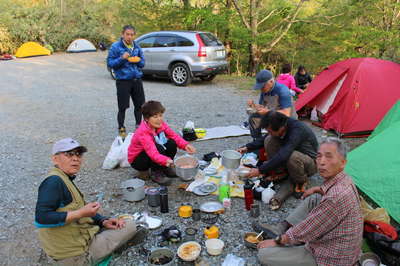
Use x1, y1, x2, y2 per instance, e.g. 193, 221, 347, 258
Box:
107, 38, 145, 80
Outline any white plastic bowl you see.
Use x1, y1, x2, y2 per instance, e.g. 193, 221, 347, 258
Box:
205, 238, 224, 255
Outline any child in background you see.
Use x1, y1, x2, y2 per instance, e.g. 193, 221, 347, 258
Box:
295, 65, 313, 91
128, 101, 196, 185
277, 64, 304, 96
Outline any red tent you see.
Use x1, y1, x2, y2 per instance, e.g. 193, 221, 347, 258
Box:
295, 58, 400, 137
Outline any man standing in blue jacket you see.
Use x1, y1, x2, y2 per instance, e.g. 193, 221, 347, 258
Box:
107, 25, 146, 138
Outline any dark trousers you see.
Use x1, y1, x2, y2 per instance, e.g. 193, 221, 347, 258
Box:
116, 79, 145, 129
130, 139, 177, 171
249, 112, 263, 139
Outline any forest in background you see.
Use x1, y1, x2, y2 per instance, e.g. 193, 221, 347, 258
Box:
0, 0, 399, 75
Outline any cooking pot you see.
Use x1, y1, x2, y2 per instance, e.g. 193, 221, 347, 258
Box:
174, 155, 199, 181
120, 179, 145, 202
148, 248, 175, 266
221, 150, 241, 169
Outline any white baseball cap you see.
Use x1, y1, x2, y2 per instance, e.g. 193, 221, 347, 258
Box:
52, 138, 88, 155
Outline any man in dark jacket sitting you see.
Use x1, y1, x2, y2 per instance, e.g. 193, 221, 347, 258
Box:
238, 111, 318, 210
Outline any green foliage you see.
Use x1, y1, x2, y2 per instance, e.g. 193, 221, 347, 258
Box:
0, 0, 398, 74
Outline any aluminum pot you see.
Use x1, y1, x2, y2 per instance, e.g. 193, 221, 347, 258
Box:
120, 178, 146, 202
221, 150, 241, 169
148, 248, 175, 266
174, 155, 198, 181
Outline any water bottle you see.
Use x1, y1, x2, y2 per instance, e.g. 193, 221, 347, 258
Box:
159, 186, 169, 213
244, 180, 254, 211
218, 173, 230, 202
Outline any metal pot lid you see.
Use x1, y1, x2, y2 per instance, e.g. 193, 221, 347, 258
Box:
146, 187, 160, 195
121, 178, 145, 189
193, 186, 210, 196
200, 201, 224, 213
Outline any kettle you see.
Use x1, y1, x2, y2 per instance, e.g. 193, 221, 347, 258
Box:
204, 225, 219, 239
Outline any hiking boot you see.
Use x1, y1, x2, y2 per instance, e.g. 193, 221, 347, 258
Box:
293, 183, 307, 199
119, 127, 127, 139
151, 170, 172, 186
252, 221, 289, 239
137, 170, 150, 180
163, 167, 177, 177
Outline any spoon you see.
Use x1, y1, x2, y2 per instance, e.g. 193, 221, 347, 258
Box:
256, 231, 264, 240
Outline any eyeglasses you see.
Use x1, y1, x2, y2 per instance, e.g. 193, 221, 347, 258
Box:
58, 150, 84, 158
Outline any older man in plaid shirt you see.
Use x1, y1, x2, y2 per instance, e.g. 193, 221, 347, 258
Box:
256, 137, 363, 266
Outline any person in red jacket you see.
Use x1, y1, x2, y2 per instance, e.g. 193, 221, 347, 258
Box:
277, 64, 304, 96
128, 101, 196, 185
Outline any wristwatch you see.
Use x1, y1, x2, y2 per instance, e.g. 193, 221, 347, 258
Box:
274, 235, 283, 246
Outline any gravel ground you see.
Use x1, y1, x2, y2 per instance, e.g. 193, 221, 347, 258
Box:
0, 52, 363, 266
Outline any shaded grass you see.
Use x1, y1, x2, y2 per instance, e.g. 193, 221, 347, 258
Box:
215, 74, 255, 90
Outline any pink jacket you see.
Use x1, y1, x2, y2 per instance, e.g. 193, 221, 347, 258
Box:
127, 121, 189, 166
277, 73, 302, 93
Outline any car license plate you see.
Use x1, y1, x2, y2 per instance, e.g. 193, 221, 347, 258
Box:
217, 50, 225, 58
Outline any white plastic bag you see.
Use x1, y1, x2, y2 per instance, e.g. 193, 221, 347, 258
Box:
102, 136, 123, 169
221, 254, 245, 266
310, 106, 318, 121
183, 120, 195, 130
119, 133, 134, 168
262, 182, 276, 204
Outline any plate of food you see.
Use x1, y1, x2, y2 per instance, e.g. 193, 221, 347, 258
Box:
177, 241, 201, 262
193, 185, 210, 196
199, 182, 217, 193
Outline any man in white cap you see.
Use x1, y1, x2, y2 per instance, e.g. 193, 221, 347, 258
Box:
35, 138, 137, 265
247, 69, 297, 140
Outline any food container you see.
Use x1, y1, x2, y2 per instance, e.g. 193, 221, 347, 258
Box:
177, 241, 201, 262
360, 252, 381, 266
120, 178, 145, 202
184, 227, 197, 242
221, 150, 242, 169
237, 167, 250, 178
204, 225, 219, 239
174, 155, 199, 181
205, 238, 225, 256
146, 187, 160, 207
148, 248, 175, 265
178, 205, 193, 218
244, 232, 264, 249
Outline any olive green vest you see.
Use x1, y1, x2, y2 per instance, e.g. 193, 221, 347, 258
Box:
38, 168, 100, 260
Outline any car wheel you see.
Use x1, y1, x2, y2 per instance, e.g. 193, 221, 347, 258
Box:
200, 74, 216, 82
170, 63, 192, 86
108, 66, 116, 80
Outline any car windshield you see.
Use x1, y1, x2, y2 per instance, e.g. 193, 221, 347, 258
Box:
199, 33, 223, 46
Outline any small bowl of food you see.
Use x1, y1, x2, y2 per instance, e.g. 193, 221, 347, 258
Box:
148, 248, 175, 265
177, 241, 201, 262
244, 232, 263, 249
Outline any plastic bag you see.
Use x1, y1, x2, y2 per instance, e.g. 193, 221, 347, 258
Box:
262, 182, 275, 204
310, 106, 318, 121
221, 254, 245, 266
360, 196, 390, 224
184, 120, 195, 130
102, 136, 123, 170
119, 133, 134, 168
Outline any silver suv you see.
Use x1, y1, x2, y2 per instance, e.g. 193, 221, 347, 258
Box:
135, 31, 228, 86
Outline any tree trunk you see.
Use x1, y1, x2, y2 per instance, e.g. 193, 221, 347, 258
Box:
247, 0, 259, 75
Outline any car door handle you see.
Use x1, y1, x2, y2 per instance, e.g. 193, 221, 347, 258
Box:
169, 49, 176, 52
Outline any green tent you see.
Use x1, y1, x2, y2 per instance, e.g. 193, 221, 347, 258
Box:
369, 100, 400, 140
346, 100, 400, 223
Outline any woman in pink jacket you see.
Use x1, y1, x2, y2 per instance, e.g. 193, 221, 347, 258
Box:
128, 101, 196, 185
277, 64, 304, 96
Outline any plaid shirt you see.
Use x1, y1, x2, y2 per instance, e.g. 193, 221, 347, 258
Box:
286, 172, 363, 266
